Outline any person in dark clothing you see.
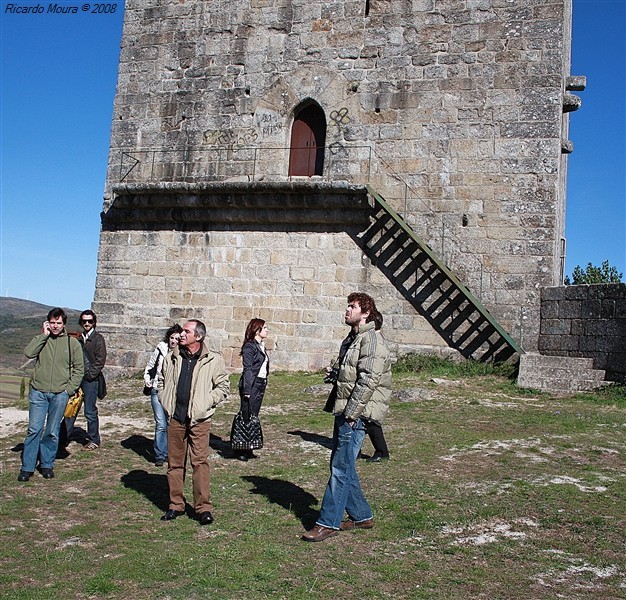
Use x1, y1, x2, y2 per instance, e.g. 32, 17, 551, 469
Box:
63, 310, 107, 450
233, 318, 269, 461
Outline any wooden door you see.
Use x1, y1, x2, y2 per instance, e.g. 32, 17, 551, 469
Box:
289, 105, 326, 176
289, 118, 317, 176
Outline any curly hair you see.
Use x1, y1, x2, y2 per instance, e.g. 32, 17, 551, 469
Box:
163, 323, 183, 343
347, 292, 377, 317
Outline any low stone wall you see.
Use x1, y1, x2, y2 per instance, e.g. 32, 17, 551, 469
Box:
539, 284, 626, 380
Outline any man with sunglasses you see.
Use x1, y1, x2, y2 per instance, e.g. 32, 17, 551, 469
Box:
64, 310, 107, 450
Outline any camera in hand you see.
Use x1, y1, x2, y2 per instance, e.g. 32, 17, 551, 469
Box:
324, 366, 339, 384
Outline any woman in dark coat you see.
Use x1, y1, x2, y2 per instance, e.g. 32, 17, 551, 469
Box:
234, 318, 269, 461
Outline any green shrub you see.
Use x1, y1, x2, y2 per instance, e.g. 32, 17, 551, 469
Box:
393, 353, 516, 379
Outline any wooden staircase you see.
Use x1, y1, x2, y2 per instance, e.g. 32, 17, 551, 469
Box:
358, 186, 523, 363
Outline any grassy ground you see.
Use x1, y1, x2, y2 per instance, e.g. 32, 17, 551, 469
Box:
1, 361, 624, 600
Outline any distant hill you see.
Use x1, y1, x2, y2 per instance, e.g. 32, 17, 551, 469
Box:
0, 297, 82, 372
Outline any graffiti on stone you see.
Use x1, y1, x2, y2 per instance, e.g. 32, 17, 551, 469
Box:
203, 128, 259, 150
255, 110, 283, 137
328, 141, 346, 155
330, 107, 350, 126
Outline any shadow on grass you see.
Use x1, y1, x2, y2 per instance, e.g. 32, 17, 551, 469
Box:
120, 432, 235, 463
120, 434, 154, 463
209, 433, 235, 458
121, 469, 169, 512
11, 441, 71, 462
286, 429, 332, 449
242, 475, 319, 527
60, 424, 90, 449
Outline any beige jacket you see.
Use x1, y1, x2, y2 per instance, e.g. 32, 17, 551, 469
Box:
333, 321, 392, 424
160, 342, 230, 425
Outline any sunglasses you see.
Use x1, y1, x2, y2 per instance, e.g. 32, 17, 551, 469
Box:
81, 319, 94, 324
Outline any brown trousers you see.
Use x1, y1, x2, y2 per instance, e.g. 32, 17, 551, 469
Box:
166, 418, 212, 514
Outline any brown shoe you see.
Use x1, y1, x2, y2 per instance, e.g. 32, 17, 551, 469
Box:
302, 524, 339, 542
340, 518, 374, 531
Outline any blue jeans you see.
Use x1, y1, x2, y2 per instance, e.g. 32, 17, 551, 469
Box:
150, 389, 168, 462
22, 389, 69, 472
65, 379, 100, 446
317, 415, 373, 530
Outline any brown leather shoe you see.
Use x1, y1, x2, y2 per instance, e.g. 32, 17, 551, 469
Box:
340, 518, 374, 531
302, 524, 339, 542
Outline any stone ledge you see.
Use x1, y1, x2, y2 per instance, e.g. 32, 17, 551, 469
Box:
103, 182, 371, 229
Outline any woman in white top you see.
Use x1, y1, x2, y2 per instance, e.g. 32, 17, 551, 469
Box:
143, 324, 182, 466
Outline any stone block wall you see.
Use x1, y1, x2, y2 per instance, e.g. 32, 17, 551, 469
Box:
539, 284, 626, 380
95, 0, 579, 373
95, 217, 452, 374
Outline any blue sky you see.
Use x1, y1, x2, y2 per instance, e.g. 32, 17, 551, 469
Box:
1, 0, 624, 310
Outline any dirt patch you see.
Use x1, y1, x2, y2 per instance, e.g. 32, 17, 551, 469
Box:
0, 407, 152, 438
1, 407, 30, 437
440, 517, 540, 546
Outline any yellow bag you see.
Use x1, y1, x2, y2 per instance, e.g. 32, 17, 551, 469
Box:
64, 388, 84, 418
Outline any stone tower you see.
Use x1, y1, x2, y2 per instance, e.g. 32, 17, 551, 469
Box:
96, 0, 582, 374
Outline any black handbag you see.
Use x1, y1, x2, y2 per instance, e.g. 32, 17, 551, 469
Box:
97, 373, 107, 399
230, 412, 264, 450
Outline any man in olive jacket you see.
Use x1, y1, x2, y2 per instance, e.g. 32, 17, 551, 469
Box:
159, 319, 230, 525
303, 292, 392, 542
18, 308, 84, 482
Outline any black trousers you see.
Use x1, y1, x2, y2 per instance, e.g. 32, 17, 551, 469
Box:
239, 377, 267, 421
364, 420, 389, 458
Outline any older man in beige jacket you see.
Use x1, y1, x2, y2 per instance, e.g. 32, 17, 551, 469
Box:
159, 319, 229, 526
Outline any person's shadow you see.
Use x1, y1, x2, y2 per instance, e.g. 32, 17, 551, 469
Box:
209, 433, 234, 458
11, 442, 71, 461
286, 430, 333, 450
241, 475, 319, 528
120, 434, 153, 463
120, 433, 234, 463
120, 469, 171, 513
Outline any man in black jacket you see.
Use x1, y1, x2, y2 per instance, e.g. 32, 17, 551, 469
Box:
64, 310, 107, 450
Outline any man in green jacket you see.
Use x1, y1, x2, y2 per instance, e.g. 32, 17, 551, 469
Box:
159, 319, 230, 525
18, 308, 84, 482
303, 292, 392, 542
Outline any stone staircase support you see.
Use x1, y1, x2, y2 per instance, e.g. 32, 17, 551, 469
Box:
518, 353, 607, 394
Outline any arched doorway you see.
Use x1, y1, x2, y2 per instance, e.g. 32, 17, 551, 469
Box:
288, 103, 326, 176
